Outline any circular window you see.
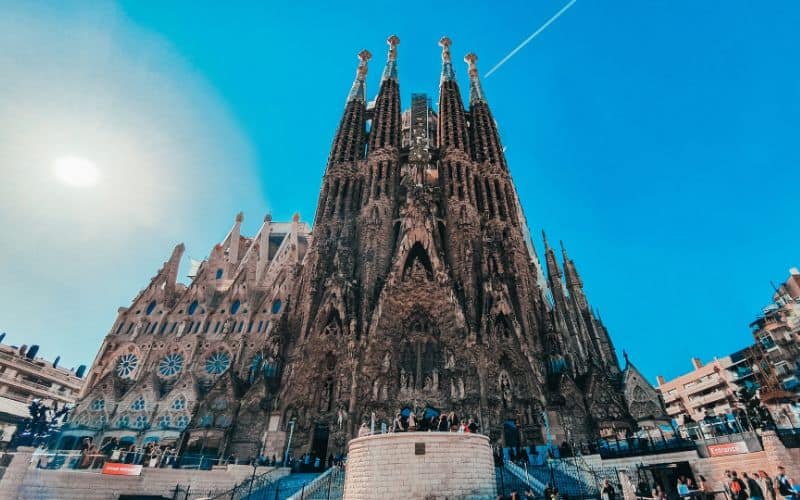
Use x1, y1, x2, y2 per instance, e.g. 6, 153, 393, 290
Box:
271, 299, 282, 314
204, 351, 231, 375
158, 353, 185, 377
116, 353, 139, 378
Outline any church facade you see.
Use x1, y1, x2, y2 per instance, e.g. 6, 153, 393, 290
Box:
64, 36, 666, 461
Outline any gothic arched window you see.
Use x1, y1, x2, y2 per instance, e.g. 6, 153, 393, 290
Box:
146, 301, 156, 315
271, 299, 282, 314
230, 300, 241, 314
117, 415, 130, 428
175, 414, 190, 429
133, 415, 148, 429
188, 301, 198, 315
402, 242, 434, 280
91, 398, 105, 411
158, 415, 171, 429
131, 396, 146, 411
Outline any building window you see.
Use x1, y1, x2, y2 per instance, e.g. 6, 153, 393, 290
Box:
271, 299, 282, 314
131, 396, 146, 411
171, 397, 187, 410
230, 300, 241, 315
158, 415, 171, 429
199, 414, 214, 427
188, 301, 198, 315
146, 301, 156, 315
133, 415, 148, 429
117, 415, 130, 428
91, 398, 105, 411
176, 414, 190, 429
116, 353, 139, 378
215, 269, 223, 279
205, 351, 231, 375
158, 353, 185, 377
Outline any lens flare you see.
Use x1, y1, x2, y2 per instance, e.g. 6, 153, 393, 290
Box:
53, 156, 99, 187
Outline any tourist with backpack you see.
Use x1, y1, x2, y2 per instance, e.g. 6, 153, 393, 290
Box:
776, 467, 795, 500
729, 471, 748, 500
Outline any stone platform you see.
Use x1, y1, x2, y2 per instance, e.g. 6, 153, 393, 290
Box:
343, 432, 496, 500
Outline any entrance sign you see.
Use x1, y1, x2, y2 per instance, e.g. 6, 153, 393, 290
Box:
102, 463, 143, 476
707, 441, 748, 457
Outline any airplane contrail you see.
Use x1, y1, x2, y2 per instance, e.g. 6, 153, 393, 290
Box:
485, 0, 578, 78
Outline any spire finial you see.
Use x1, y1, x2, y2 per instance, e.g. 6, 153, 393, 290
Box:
347, 49, 371, 102
541, 229, 550, 250
464, 53, 486, 104
382, 35, 400, 82
439, 36, 455, 82
560, 240, 568, 259
235, 211, 244, 223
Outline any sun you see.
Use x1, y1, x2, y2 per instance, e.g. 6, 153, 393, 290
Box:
53, 156, 99, 187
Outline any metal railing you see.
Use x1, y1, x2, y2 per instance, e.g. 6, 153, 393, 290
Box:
287, 466, 344, 500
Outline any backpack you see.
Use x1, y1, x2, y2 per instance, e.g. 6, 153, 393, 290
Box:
777, 475, 793, 496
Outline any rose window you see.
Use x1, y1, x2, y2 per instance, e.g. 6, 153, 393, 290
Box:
204, 351, 231, 375
158, 353, 184, 377
116, 353, 139, 378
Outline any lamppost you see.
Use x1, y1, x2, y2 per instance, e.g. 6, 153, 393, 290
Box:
283, 419, 296, 466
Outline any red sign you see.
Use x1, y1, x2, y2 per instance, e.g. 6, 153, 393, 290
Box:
102, 463, 143, 476
707, 441, 748, 457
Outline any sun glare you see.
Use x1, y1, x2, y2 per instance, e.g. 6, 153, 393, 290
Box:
53, 156, 99, 187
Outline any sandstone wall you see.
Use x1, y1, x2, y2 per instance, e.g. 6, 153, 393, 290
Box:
343, 432, 496, 500
0, 448, 288, 500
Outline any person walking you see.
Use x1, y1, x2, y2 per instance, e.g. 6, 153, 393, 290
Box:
729, 471, 748, 500
759, 471, 776, 500
744, 472, 764, 500
601, 479, 616, 500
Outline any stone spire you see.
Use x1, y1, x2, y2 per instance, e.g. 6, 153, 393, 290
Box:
439, 36, 455, 83
560, 240, 588, 311
327, 49, 370, 166
381, 34, 400, 83
437, 37, 470, 154
464, 53, 486, 104
346, 49, 372, 103
368, 35, 402, 152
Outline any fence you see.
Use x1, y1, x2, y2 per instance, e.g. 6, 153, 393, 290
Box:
207, 467, 284, 500
287, 466, 344, 500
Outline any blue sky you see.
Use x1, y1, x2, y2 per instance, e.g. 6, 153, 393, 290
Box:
1, 1, 798, 383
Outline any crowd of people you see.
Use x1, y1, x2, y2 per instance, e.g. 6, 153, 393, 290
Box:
723, 467, 796, 500
357, 409, 481, 436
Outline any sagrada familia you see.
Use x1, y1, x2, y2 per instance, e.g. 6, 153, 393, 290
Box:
64, 36, 667, 462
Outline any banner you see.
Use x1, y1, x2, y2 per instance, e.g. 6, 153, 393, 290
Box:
102, 463, 143, 476
707, 441, 748, 457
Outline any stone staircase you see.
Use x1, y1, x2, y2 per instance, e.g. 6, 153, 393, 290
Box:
244, 471, 322, 499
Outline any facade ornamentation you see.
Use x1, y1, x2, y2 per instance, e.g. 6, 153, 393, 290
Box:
65, 36, 666, 462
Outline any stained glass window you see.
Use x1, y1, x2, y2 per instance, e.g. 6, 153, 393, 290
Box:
146, 301, 156, 315
171, 397, 186, 410
131, 396, 146, 411
204, 351, 231, 375
133, 415, 148, 429
116, 353, 139, 378
199, 414, 213, 427
91, 398, 105, 411
230, 300, 241, 314
188, 300, 198, 315
95, 415, 107, 427
158, 353, 184, 377
176, 414, 190, 429
271, 299, 282, 314
117, 415, 130, 428
158, 415, 171, 429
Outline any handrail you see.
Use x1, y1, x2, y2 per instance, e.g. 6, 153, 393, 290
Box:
504, 459, 546, 495
286, 465, 340, 500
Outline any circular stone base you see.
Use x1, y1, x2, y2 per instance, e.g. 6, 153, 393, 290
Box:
343, 432, 496, 499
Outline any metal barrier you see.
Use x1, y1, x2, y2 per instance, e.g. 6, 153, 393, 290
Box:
287, 466, 344, 500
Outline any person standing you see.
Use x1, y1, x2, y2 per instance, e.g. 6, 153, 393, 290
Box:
601, 479, 616, 500
776, 467, 795, 500
729, 471, 748, 500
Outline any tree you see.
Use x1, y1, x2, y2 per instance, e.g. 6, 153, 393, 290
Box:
11, 399, 70, 448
